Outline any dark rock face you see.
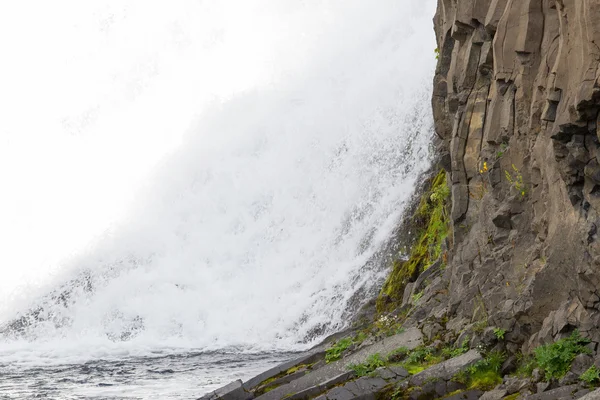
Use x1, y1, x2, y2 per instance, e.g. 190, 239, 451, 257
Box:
426, 0, 600, 352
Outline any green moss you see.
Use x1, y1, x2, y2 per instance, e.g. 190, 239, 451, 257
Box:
468, 369, 502, 390
387, 345, 444, 375
443, 390, 465, 398
263, 385, 277, 393
286, 363, 309, 375
452, 351, 505, 391
260, 376, 277, 387
376, 170, 450, 313
503, 394, 520, 400
254, 363, 312, 395
403, 364, 427, 375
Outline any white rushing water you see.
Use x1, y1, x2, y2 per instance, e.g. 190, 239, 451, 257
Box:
0, 0, 436, 373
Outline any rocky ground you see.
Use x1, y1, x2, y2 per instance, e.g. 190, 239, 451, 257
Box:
200, 0, 600, 398
198, 325, 600, 399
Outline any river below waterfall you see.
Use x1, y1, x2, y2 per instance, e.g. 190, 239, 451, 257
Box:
0, 351, 294, 399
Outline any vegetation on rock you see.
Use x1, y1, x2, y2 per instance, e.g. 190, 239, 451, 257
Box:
493, 327, 506, 340
441, 338, 470, 359
325, 337, 353, 363
452, 351, 505, 391
534, 330, 591, 381
376, 169, 450, 313
580, 365, 600, 386
348, 353, 387, 377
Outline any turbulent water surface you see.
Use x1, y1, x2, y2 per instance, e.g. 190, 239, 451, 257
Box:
0, 0, 436, 398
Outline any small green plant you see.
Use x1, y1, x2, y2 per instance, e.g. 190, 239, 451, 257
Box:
514, 353, 537, 378
434, 47, 440, 60
484, 351, 507, 372
493, 328, 506, 340
534, 330, 591, 380
496, 142, 509, 159
399, 345, 443, 374
442, 338, 470, 359
411, 291, 424, 304
348, 353, 386, 377
581, 366, 600, 386
405, 346, 434, 365
325, 338, 353, 363
387, 346, 410, 363
505, 164, 526, 197
473, 319, 488, 334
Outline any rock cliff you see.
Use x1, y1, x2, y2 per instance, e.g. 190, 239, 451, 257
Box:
427, 0, 600, 352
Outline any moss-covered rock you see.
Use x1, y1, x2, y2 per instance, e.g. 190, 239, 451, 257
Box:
376, 169, 450, 313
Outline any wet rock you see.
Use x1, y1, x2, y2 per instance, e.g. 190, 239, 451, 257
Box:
283, 371, 355, 400
198, 380, 252, 400
243, 350, 324, 391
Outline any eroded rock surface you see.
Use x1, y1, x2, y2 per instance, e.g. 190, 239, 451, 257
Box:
422, 0, 600, 353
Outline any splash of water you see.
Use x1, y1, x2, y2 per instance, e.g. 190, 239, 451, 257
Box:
0, 0, 436, 364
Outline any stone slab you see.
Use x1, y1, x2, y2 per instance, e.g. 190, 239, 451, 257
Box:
255, 328, 423, 400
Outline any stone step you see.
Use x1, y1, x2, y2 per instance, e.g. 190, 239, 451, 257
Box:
254, 327, 423, 400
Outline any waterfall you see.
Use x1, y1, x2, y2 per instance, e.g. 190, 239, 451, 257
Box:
0, 0, 437, 364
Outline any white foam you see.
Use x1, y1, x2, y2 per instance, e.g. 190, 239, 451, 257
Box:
0, 0, 437, 364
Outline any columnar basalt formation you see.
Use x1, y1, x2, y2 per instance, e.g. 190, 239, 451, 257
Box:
427, 0, 600, 352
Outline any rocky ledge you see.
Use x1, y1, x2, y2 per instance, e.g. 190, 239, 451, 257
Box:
199, 325, 600, 399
